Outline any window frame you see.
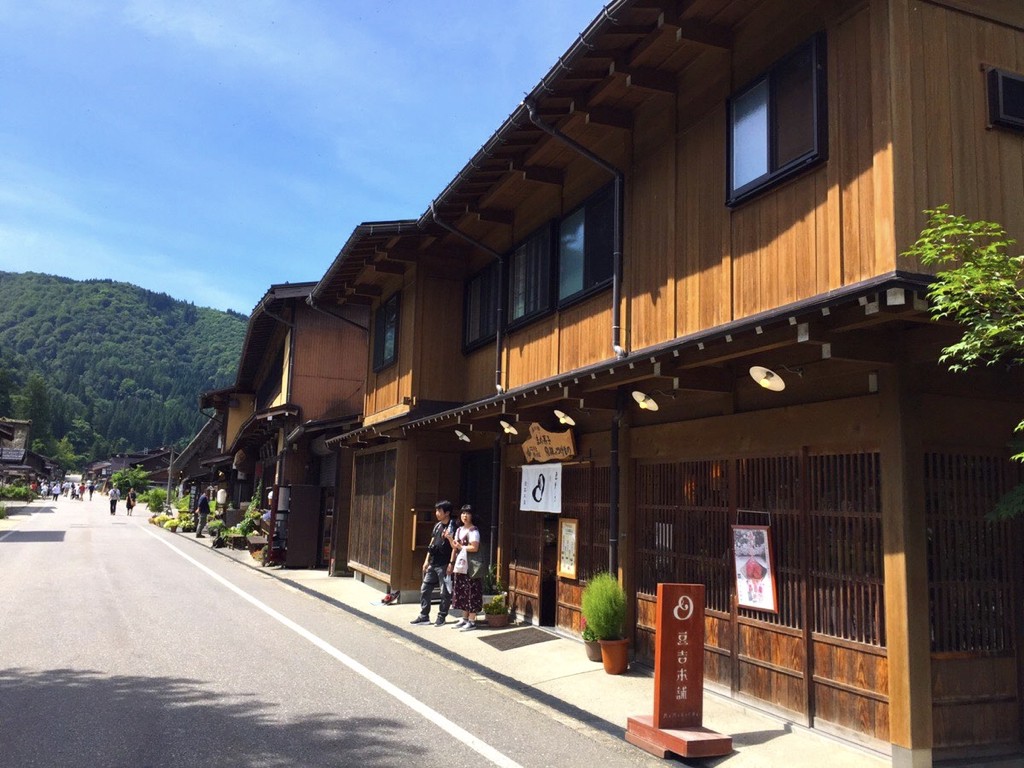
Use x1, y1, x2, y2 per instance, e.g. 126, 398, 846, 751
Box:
463, 261, 499, 353
726, 32, 828, 207
372, 291, 399, 372
557, 181, 615, 307
506, 222, 555, 330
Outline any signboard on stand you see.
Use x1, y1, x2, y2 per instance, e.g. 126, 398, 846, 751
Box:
626, 584, 732, 759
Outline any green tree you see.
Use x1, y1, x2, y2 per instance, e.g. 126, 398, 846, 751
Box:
904, 206, 1024, 517
110, 467, 151, 493
17, 373, 51, 444
0, 367, 13, 416
52, 437, 81, 472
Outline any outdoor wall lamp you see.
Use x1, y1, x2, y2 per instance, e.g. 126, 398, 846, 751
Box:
749, 365, 801, 392
749, 366, 785, 391
454, 429, 471, 442
499, 419, 518, 435
631, 390, 659, 411
553, 409, 576, 426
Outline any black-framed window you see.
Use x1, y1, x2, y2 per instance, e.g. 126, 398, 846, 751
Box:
508, 223, 552, 325
558, 182, 614, 303
727, 33, 827, 206
464, 262, 499, 350
372, 292, 399, 371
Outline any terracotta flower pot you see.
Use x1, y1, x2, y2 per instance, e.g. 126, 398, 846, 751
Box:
584, 639, 603, 662
485, 612, 510, 628
599, 638, 629, 674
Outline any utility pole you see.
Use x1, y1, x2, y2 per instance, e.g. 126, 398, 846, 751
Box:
165, 446, 174, 512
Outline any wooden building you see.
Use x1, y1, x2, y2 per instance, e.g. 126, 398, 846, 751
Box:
309, 1, 1024, 764
201, 282, 368, 569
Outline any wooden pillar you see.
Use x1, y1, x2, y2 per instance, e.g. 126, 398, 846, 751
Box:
878, 363, 932, 767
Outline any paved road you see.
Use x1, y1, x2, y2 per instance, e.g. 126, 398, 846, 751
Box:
0, 496, 659, 768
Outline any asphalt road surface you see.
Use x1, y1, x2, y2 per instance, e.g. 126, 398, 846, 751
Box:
0, 496, 657, 767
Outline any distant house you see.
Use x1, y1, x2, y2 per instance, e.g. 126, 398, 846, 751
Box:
0, 418, 57, 482
195, 282, 368, 569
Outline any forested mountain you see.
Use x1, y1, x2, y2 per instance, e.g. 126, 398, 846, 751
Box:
0, 271, 248, 468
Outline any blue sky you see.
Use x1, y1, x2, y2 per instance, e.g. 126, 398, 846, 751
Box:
0, 1, 603, 314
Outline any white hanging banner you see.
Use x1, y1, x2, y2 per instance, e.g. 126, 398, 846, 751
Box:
520, 463, 562, 513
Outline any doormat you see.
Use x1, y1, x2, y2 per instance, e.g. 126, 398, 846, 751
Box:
478, 627, 558, 652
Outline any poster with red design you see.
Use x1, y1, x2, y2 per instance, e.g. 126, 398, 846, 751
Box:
731, 525, 778, 613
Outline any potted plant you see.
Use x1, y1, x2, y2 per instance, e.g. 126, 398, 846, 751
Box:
580, 572, 629, 674
581, 618, 603, 662
482, 594, 510, 628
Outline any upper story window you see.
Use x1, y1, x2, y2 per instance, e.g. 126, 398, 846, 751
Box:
558, 182, 614, 303
508, 224, 553, 325
727, 33, 827, 206
372, 292, 399, 372
464, 262, 498, 350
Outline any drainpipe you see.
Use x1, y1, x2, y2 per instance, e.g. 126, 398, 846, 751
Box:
305, 295, 369, 332
609, 389, 622, 576
524, 101, 626, 361
429, 200, 507, 396
430, 201, 508, 576
525, 101, 627, 579
490, 432, 501, 572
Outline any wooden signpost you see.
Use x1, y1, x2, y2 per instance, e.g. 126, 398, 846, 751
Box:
626, 584, 732, 759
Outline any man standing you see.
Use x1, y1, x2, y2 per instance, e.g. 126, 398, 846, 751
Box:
194, 488, 210, 538
410, 500, 458, 627
109, 486, 120, 515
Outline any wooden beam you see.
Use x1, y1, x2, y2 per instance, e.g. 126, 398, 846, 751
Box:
582, 106, 633, 130
609, 62, 676, 94
371, 261, 406, 275
349, 283, 382, 297
512, 162, 564, 186
476, 208, 515, 226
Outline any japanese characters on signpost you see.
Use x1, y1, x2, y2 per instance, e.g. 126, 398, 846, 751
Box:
626, 584, 732, 759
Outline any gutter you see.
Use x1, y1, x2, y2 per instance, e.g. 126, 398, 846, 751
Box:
524, 100, 626, 361
429, 201, 507, 395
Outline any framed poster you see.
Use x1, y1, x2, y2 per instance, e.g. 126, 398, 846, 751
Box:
731, 525, 778, 613
557, 517, 578, 579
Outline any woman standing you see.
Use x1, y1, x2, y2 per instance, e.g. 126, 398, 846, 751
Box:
450, 505, 483, 631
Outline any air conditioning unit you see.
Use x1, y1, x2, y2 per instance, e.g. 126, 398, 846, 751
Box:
987, 67, 1024, 132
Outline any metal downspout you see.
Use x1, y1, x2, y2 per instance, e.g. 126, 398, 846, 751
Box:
305, 295, 369, 332
525, 101, 626, 578
490, 433, 501, 572
429, 201, 507, 395
524, 101, 626, 360
609, 389, 622, 576
430, 201, 508, 577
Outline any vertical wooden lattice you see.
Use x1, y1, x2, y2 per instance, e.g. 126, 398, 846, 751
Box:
925, 452, 1022, 653
350, 449, 396, 575
736, 456, 802, 628
635, 460, 731, 612
808, 452, 885, 646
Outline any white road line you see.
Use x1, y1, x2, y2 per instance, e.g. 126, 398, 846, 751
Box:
143, 525, 522, 768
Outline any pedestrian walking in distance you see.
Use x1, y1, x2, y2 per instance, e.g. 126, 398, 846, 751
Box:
109, 486, 121, 515
194, 488, 210, 538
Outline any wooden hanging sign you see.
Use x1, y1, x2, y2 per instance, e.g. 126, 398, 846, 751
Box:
521, 422, 576, 463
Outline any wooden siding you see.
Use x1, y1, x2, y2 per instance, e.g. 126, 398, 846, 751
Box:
896, 0, 1024, 261
414, 274, 465, 404
291, 305, 366, 420
364, 275, 412, 421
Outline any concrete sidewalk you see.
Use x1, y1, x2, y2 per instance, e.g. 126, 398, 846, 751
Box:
185, 530, 888, 768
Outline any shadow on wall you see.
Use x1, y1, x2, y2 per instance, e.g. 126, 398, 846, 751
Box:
0, 668, 423, 767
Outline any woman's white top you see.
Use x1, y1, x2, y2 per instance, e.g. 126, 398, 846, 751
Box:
453, 527, 480, 574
